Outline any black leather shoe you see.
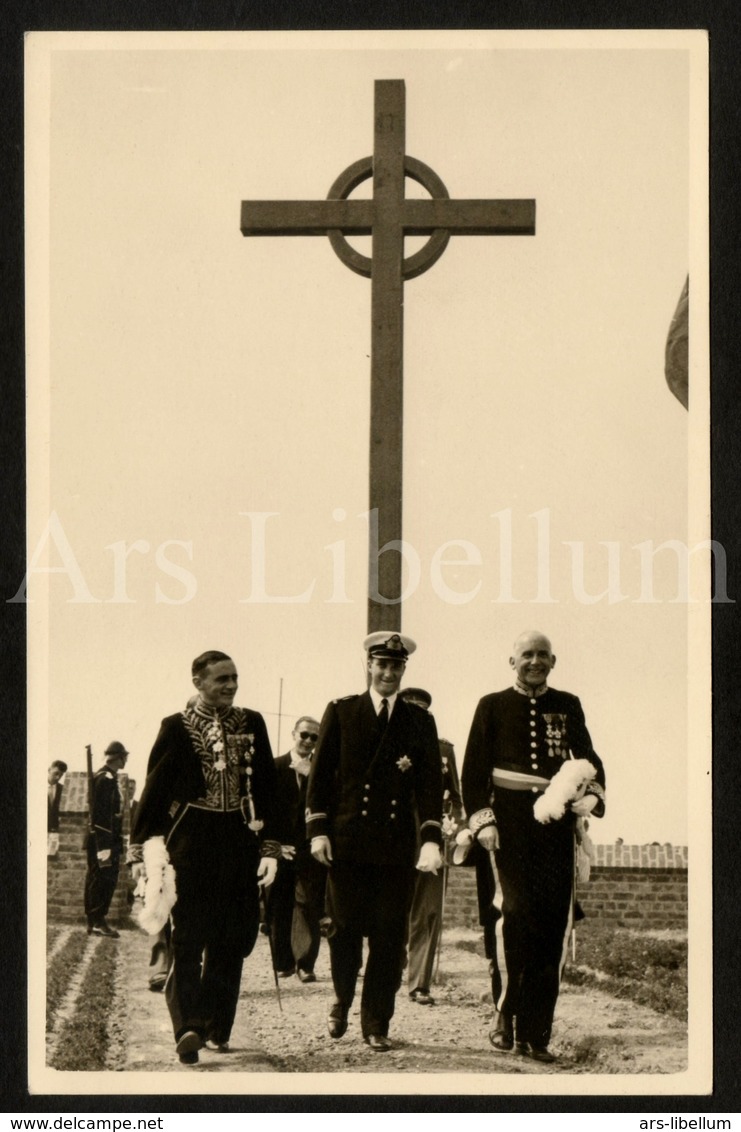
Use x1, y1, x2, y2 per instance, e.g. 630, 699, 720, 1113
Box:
365, 1034, 392, 1052
518, 1041, 556, 1064
297, 969, 316, 983
176, 1030, 203, 1064
410, 988, 435, 1006
488, 1011, 514, 1052
327, 1003, 349, 1039
91, 919, 119, 938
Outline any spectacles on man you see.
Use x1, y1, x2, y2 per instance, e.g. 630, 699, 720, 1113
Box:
299, 731, 319, 742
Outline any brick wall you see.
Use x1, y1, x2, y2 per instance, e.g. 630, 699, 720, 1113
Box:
443, 843, 688, 932
47, 771, 135, 927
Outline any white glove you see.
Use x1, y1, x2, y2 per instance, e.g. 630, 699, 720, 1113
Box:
256, 856, 278, 888
571, 794, 598, 817
280, 844, 296, 860
416, 842, 443, 874
96, 848, 112, 864
311, 835, 333, 866
477, 825, 499, 852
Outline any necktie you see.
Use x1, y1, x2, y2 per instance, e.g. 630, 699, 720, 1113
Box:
378, 698, 389, 731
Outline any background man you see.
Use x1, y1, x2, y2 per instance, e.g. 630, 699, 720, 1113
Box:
269, 715, 326, 982
47, 759, 68, 858
399, 688, 463, 1007
462, 630, 606, 1064
84, 742, 128, 938
129, 650, 280, 1065
306, 632, 443, 1052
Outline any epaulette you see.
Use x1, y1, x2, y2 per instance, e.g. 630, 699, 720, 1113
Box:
333, 694, 359, 704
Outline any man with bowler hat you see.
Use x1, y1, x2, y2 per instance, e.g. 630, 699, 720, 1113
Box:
306, 632, 443, 1051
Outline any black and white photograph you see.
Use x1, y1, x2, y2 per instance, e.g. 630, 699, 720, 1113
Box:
23, 29, 710, 1098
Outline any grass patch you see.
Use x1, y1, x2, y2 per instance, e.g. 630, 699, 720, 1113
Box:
51, 938, 119, 1070
46, 931, 89, 1033
564, 923, 687, 1020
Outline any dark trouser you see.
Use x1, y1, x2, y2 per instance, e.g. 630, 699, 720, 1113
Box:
406, 867, 445, 993
268, 863, 297, 972
270, 857, 326, 973
487, 821, 574, 1049
290, 860, 326, 973
84, 840, 121, 924
165, 809, 260, 1045
326, 860, 414, 1038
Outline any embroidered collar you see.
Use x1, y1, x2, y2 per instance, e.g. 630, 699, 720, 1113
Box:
513, 678, 549, 697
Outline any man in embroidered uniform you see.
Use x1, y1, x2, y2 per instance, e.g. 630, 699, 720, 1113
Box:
84, 743, 128, 938
129, 650, 280, 1065
306, 633, 443, 1051
462, 631, 606, 1064
399, 687, 463, 1007
268, 716, 326, 982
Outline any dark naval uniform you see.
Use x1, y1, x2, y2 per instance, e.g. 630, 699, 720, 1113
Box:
131, 704, 280, 1047
306, 691, 443, 1038
268, 751, 326, 976
462, 684, 606, 1051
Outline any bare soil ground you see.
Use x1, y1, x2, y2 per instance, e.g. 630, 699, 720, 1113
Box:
116, 924, 687, 1077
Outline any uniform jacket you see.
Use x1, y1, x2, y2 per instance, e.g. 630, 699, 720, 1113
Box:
131, 707, 278, 851
273, 752, 313, 869
48, 782, 63, 833
306, 692, 443, 866
462, 685, 606, 833
87, 767, 124, 855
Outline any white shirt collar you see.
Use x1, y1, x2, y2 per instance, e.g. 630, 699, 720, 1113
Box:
369, 687, 398, 717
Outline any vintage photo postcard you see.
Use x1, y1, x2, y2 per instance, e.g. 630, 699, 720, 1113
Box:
24, 29, 710, 1099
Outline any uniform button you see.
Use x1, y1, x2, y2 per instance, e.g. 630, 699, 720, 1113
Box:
531, 787, 538, 793
365, 784, 370, 790
361, 810, 368, 817
363, 796, 369, 803
530, 709, 536, 716
390, 814, 396, 820
391, 799, 397, 805
530, 698, 536, 704
532, 763, 539, 770
530, 742, 537, 748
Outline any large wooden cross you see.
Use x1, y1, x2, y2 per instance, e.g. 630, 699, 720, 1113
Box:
241, 79, 535, 633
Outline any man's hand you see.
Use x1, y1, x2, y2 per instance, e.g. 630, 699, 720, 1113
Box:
257, 857, 278, 888
416, 842, 443, 874
311, 835, 333, 867
570, 795, 598, 817
280, 844, 296, 861
477, 824, 499, 852
96, 848, 112, 866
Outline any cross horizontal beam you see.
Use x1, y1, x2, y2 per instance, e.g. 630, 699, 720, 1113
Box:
241, 198, 535, 237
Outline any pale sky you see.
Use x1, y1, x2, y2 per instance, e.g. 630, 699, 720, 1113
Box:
26, 31, 709, 849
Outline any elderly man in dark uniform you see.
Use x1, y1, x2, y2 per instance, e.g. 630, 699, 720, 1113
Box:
84, 742, 128, 938
129, 650, 280, 1065
307, 632, 443, 1051
47, 759, 68, 858
269, 714, 325, 982
462, 630, 606, 1064
399, 687, 463, 1007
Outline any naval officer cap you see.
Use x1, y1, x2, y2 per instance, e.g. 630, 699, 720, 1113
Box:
363, 632, 416, 660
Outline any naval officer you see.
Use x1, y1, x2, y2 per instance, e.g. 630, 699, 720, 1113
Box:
306, 632, 443, 1051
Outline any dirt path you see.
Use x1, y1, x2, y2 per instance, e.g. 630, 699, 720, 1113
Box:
117, 925, 687, 1077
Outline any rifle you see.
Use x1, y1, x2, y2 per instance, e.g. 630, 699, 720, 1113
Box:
85, 744, 95, 838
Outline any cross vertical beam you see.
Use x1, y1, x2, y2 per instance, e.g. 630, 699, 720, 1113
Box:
369, 80, 405, 633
